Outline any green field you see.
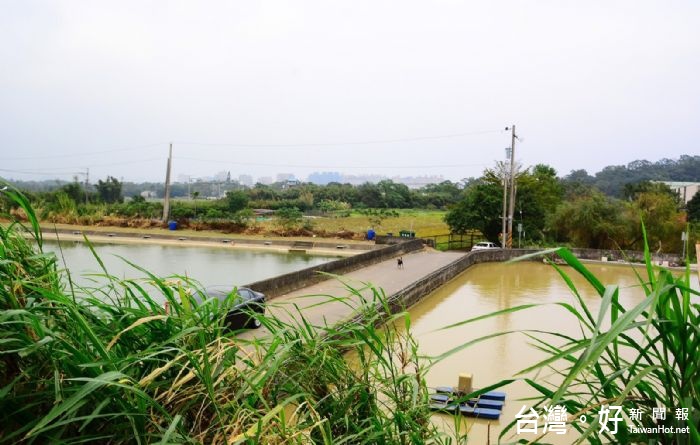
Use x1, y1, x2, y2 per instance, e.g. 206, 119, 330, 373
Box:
293, 210, 449, 238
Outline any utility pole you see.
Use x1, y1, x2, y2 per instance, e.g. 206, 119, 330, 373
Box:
501, 156, 508, 248
162, 143, 173, 222
506, 125, 517, 248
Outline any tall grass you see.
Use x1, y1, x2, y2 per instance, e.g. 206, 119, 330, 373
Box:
460, 242, 699, 444
8, 179, 695, 444
0, 185, 452, 444
432, 234, 699, 443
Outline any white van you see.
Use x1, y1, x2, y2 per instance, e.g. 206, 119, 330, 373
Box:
471, 242, 499, 251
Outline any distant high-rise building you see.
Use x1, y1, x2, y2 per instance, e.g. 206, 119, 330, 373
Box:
391, 175, 445, 189
308, 171, 343, 185
276, 173, 295, 183
238, 174, 253, 187
341, 174, 387, 185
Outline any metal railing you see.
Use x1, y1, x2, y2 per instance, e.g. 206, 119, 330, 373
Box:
421, 232, 485, 251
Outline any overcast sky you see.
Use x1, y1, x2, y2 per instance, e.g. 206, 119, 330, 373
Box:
1, 1, 698, 184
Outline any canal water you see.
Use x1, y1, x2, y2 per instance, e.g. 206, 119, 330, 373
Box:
399, 261, 699, 444
44, 240, 340, 289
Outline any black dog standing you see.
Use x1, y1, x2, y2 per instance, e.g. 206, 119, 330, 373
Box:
397, 257, 404, 269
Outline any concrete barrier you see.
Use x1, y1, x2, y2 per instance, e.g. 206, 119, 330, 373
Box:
568, 248, 682, 265
246, 239, 425, 297
345, 246, 689, 330
345, 248, 542, 327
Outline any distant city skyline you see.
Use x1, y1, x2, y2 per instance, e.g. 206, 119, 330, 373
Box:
174, 170, 447, 188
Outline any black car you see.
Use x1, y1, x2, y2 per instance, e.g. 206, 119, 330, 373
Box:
195, 286, 266, 330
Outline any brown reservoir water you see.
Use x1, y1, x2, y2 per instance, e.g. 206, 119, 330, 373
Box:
399, 261, 699, 444
43, 240, 340, 291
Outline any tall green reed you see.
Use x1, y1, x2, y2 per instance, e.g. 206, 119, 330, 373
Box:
440, 230, 699, 444
1, 184, 445, 444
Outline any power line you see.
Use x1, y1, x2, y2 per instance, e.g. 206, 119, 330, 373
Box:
0, 168, 84, 176
78, 157, 164, 169
0, 128, 504, 161
173, 128, 504, 148
174, 156, 489, 169
0, 158, 163, 176
0, 142, 166, 161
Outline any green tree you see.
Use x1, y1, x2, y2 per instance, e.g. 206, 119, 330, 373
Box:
357, 183, 384, 208
315, 182, 359, 205
687, 191, 700, 222
546, 191, 627, 249
225, 190, 249, 213
249, 183, 278, 201
61, 181, 85, 203
626, 190, 685, 252
95, 176, 123, 204
444, 180, 503, 243
445, 163, 563, 245
275, 207, 303, 230
561, 169, 596, 199
418, 181, 462, 208
377, 180, 412, 208
622, 180, 679, 204
230, 208, 254, 227
517, 164, 564, 241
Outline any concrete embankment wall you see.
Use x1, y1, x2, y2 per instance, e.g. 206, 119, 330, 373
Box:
346, 248, 542, 326
569, 248, 682, 265
246, 239, 425, 297
349, 246, 688, 329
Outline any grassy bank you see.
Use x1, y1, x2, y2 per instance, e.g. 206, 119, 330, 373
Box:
21, 208, 450, 241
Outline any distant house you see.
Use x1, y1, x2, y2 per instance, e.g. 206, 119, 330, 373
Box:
658, 181, 700, 204
281, 179, 301, 189
140, 190, 158, 199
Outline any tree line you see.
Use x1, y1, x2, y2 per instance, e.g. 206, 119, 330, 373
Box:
446, 162, 699, 254
2, 155, 699, 253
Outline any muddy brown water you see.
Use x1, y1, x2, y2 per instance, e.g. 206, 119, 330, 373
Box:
398, 261, 699, 444
43, 240, 341, 291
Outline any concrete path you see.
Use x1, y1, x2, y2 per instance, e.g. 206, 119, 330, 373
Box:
239, 247, 466, 340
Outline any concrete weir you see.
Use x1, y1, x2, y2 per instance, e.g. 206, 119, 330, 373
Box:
241, 241, 694, 338
240, 244, 543, 339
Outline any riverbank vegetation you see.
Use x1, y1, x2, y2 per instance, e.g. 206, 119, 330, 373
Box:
0, 188, 453, 444
2, 187, 699, 444
2, 155, 699, 253
445, 165, 699, 259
